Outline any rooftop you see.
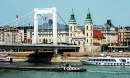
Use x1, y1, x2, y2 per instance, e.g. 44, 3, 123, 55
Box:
81, 29, 105, 40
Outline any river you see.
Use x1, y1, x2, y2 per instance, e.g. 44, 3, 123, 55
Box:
0, 62, 130, 78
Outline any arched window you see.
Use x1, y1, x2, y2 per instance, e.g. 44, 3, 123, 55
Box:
91, 33, 92, 37
70, 26, 72, 30
91, 39, 92, 43
86, 26, 88, 30
87, 33, 88, 36
91, 26, 92, 30
87, 39, 88, 43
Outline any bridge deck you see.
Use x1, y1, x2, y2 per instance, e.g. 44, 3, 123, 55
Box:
0, 43, 80, 50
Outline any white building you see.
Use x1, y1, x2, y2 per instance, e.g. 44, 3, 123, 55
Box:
32, 23, 69, 44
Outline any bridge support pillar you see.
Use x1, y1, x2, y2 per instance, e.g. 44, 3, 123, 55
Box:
54, 48, 58, 54
34, 49, 38, 53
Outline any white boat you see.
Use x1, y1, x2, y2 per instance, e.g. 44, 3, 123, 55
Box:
80, 55, 130, 66
60, 63, 86, 72
0, 54, 12, 63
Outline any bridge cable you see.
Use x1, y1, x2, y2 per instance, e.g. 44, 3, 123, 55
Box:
38, 14, 64, 43
57, 12, 84, 46
1, 11, 34, 27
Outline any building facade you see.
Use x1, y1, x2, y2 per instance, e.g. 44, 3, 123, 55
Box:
69, 9, 105, 52
119, 26, 130, 46
93, 17, 118, 45
32, 23, 69, 44
0, 26, 22, 44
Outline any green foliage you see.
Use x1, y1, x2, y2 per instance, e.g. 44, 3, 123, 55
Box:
42, 39, 48, 44
101, 44, 109, 52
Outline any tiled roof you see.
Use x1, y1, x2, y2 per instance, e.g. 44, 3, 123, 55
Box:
93, 43, 100, 45
81, 29, 105, 40
93, 30, 105, 40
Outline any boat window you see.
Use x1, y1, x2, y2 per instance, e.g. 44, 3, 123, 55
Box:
120, 59, 126, 63
112, 59, 116, 62
88, 59, 91, 61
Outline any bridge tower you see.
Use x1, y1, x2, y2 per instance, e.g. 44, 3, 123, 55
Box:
34, 7, 58, 53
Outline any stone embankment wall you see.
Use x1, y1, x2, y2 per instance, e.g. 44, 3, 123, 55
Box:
0, 52, 32, 62
1, 52, 130, 63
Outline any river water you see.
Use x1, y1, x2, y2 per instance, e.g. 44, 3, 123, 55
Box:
0, 62, 130, 78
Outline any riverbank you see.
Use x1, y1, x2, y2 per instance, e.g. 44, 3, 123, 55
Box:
0, 52, 130, 62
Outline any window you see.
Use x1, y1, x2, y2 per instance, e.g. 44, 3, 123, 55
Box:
71, 33, 72, 37
78, 41, 80, 45
86, 26, 88, 30
87, 39, 88, 43
70, 26, 72, 30
39, 39, 41, 42
91, 26, 92, 30
91, 33, 92, 37
91, 39, 92, 43
83, 41, 85, 45
87, 33, 88, 36
74, 26, 76, 30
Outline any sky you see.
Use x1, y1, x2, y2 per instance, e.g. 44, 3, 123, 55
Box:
0, 0, 130, 27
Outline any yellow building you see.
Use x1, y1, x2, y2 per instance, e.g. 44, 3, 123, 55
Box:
119, 27, 130, 46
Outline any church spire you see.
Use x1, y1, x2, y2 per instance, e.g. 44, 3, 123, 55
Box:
69, 8, 76, 24
85, 8, 93, 23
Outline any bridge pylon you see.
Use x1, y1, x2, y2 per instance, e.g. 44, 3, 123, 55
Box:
34, 7, 57, 54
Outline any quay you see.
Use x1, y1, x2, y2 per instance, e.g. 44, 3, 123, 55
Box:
1, 52, 130, 63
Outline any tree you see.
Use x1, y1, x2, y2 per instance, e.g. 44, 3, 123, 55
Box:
101, 44, 109, 52
45, 39, 48, 44
42, 38, 45, 44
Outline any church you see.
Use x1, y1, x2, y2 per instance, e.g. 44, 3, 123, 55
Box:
69, 9, 106, 52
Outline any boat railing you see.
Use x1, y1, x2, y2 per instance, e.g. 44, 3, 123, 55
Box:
63, 67, 83, 70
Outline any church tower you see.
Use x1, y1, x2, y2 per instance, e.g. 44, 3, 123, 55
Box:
85, 8, 93, 52
106, 16, 112, 27
69, 9, 76, 43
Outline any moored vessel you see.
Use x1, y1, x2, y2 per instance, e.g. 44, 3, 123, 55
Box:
59, 63, 86, 72
80, 55, 130, 66
0, 54, 13, 63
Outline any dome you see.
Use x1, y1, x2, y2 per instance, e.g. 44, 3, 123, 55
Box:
85, 8, 93, 23
107, 17, 111, 21
69, 9, 76, 24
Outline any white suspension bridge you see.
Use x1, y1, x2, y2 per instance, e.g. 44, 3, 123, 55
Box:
0, 7, 80, 54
